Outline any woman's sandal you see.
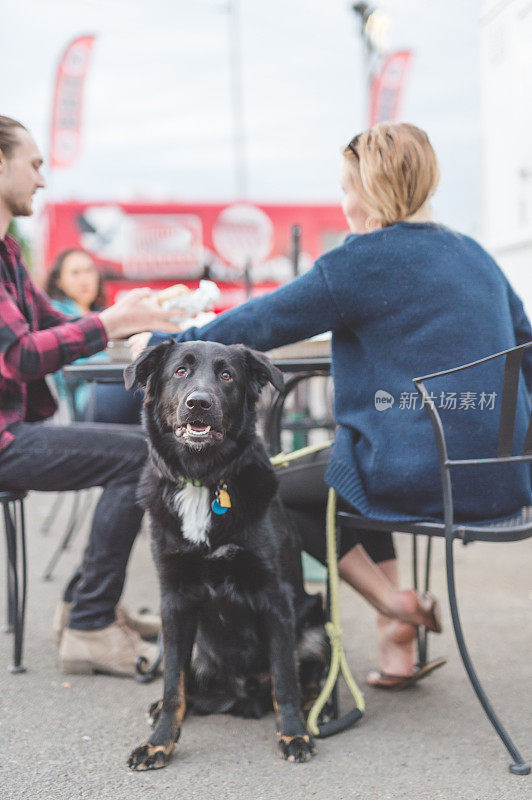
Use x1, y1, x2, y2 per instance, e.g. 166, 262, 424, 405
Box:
418, 591, 442, 634
367, 657, 447, 690
367, 593, 445, 690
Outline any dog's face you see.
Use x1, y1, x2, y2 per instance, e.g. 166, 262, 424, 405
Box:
125, 340, 284, 452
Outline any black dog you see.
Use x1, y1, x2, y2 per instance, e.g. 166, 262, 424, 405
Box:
124, 340, 328, 770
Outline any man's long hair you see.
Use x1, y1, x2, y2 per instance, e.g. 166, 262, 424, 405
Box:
0, 116, 27, 157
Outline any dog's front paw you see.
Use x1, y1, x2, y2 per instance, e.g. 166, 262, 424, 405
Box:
277, 733, 316, 763
127, 742, 175, 771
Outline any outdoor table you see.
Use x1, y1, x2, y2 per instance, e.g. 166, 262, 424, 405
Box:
62, 356, 331, 382
62, 340, 332, 451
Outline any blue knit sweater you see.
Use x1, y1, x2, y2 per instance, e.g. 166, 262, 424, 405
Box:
150, 222, 532, 522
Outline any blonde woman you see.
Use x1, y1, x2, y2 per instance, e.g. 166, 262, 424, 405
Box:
133, 122, 532, 688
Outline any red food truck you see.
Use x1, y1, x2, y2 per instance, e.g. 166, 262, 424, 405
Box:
38, 201, 347, 310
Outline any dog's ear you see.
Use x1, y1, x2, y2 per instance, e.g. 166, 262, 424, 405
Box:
124, 341, 173, 391
241, 347, 285, 398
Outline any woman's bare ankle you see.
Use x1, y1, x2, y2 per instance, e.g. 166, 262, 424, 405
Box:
393, 589, 433, 627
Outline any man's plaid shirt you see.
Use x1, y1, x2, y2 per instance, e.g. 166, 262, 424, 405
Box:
0, 234, 107, 452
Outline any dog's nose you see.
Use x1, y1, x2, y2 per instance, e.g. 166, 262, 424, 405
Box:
185, 391, 212, 411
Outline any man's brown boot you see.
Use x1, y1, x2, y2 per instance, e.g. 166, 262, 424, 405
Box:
53, 601, 161, 645
58, 621, 160, 678
53, 600, 71, 646
115, 606, 161, 641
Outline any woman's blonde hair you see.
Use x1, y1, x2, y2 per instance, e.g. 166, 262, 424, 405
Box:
343, 122, 439, 227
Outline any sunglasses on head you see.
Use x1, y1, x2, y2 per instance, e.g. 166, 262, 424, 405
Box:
346, 134, 360, 157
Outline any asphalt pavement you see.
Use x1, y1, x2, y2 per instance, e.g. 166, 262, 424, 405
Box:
0, 490, 530, 800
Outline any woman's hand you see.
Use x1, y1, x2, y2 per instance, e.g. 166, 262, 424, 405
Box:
128, 331, 152, 361
98, 288, 182, 341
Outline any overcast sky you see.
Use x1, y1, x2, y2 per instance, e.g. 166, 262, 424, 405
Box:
3, 0, 484, 237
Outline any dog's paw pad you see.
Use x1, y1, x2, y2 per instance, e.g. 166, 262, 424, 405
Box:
277, 733, 316, 763
127, 743, 173, 771
147, 699, 163, 727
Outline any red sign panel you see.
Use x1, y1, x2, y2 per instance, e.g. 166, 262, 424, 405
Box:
49, 35, 96, 169
369, 50, 412, 126
39, 201, 347, 308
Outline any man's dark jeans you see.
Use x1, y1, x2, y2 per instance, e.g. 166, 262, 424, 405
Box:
0, 422, 147, 630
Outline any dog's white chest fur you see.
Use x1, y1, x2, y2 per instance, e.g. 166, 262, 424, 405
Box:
172, 482, 211, 544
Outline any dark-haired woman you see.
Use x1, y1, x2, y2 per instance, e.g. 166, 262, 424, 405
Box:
46, 248, 141, 423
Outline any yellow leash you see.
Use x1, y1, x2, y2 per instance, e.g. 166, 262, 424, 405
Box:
270, 441, 365, 736
306, 488, 365, 735
269, 439, 334, 468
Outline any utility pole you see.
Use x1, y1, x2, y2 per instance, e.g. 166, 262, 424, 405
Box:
226, 0, 248, 199
351, 4, 391, 124
352, 3, 374, 120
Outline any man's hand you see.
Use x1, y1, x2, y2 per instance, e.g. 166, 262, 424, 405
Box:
98, 288, 182, 341
128, 332, 152, 361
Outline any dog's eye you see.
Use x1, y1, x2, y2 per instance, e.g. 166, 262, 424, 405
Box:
220, 370, 232, 382
175, 367, 187, 377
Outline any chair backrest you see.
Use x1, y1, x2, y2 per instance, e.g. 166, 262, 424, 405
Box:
413, 341, 532, 470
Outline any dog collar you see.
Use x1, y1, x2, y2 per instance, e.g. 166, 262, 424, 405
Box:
178, 476, 203, 488
178, 476, 232, 515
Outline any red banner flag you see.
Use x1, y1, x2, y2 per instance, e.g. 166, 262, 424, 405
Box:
49, 35, 96, 169
368, 50, 412, 126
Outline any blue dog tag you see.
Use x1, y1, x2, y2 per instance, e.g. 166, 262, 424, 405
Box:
211, 498, 228, 515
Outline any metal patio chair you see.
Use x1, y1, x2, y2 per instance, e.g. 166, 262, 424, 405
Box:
337, 341, 532, 775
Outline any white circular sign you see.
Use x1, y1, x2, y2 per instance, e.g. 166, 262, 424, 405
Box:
212, 204, 273, 270
65, 41, 92, 76
55, 130, 78, 161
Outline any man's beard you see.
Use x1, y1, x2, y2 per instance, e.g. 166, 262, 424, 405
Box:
9, 197, 33, 217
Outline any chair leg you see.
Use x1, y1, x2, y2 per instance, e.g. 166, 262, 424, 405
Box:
39, 492, 66, 536
421, 535, 433, 663
14, 501, 27, 671
412, 535, 433, 666
445, 532, 530, 775
3, 543, 15, 633
4, 500, 27, 673
42, 491, 82, 581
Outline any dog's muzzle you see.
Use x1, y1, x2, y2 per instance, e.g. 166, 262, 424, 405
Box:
174, 422, 224, 442
174, 390, 224, 445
